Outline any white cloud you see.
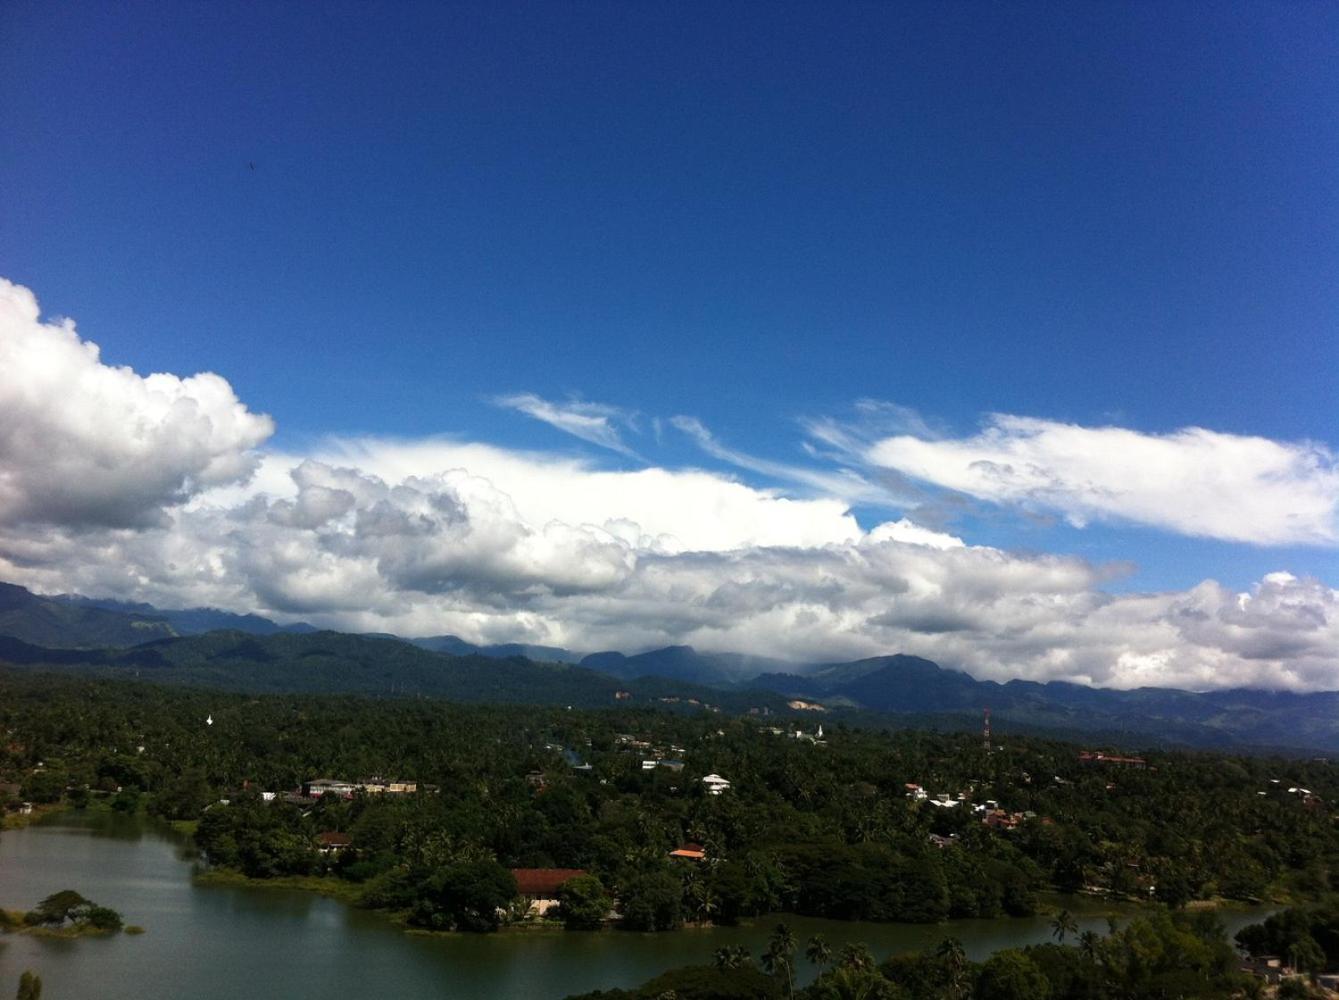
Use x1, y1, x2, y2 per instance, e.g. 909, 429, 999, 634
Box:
671, 415, 895, 506
3, 277, 1339, 692
8, 451, 1339, 690
0, 278, 273, 528
306, 436, 863, 553
865, 413, 1339, 546
495, 392, 640, 457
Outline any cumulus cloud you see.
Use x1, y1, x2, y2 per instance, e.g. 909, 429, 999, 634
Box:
495, 392, 640, 457
3, 276, 1339, 692
0, 278, 273, 528
864, 413, 1339, 546
8, 478, 1338, 690
304, 436, 863, 553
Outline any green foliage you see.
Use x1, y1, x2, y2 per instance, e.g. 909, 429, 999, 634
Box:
1237, 899, 1339, 972
557, 874, 612, 929
19, 768, 66, 805
407, 860, 516, 932
803, 965, 903, 1000
633, 964, 781, 999
975, 950, 1050, 1000
26, 890, 89, 926
620, 870, 683, 931
1278, 980, 1314, 1000
22, 890, 122, 933
5, 668, 1339, 940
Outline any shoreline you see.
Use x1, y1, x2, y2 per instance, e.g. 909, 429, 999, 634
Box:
23, 811, 1284, 942
189, 865, 1270, 940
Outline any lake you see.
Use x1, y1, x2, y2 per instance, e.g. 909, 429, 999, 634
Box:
0, 812, 1274, 999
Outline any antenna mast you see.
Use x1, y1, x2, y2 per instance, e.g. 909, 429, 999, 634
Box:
982, 707, 991, 752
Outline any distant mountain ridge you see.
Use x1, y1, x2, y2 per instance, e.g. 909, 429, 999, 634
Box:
55, 594, 317, 637
0, 582, 177, 648
4, 581, 1339, 752
579, 645, 792, 685
409, 634, 581, 663
746, 654, 1339, 752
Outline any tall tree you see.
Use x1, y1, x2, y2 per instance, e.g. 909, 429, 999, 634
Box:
1050, 908, 1078, 944
807, 934, 833, 969
763, 922, 798, 999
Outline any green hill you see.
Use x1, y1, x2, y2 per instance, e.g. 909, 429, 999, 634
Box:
0, 582, 177, 648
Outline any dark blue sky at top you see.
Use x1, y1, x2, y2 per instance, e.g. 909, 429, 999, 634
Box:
1, 2, 1336, 591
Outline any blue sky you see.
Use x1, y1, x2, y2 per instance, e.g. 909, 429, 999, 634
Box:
1, 3, 1336, 686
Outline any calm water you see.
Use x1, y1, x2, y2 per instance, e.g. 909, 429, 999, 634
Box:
0, 813, 1274, 1000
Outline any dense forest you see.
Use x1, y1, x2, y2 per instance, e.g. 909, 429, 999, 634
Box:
5, 669, 1339, 950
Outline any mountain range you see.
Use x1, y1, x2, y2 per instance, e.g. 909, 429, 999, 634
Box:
2, 581, 1337, 753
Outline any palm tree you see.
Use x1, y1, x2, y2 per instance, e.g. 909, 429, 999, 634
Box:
807, 934, 833, 968
715, 945, 750, 971
764, 923, 798, 998
1078, 929, 1101, 964
837, 942, 875, 972
814, 965, 887, 1000
935, 937, 968, 999
1051, 908, 1078, 944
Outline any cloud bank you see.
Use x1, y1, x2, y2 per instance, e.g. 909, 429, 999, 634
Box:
2, 277, 1337, 692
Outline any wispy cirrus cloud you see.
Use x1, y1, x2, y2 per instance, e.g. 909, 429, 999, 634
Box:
494, 392, 641, 458
670, 414, 902, 507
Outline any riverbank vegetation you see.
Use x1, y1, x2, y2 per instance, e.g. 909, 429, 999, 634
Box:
567, 904, 1339, 999
4, 671, 1339, 936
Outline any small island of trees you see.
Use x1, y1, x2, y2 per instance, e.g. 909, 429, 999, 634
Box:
0, 889, 125, 937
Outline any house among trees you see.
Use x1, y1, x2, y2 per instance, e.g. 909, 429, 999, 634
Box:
1078, 751, 1147, 768
303, 777, 420, 798
305, 779, 359, 798
315, 831, 352, 854
669, 842, 706, 861
701, 773, 731, 795
511, 868, 586, 916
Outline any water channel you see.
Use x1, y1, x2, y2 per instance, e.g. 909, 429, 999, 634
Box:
0, 812, 1274, 999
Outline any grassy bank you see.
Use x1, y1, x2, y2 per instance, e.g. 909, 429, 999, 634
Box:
1, 802, 63, 830
192, 868, 364, 906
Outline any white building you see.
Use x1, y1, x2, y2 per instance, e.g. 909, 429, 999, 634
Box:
702, 773, 731, 795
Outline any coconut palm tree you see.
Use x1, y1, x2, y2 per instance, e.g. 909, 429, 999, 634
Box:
1078, 929, 1101, 964
715, 945, 751, 971
1051, 908, 1078, 944
837, 943, 875, 972
763, 923, 798, 998
807, 934, 833, 968
935, 937, 968, 999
